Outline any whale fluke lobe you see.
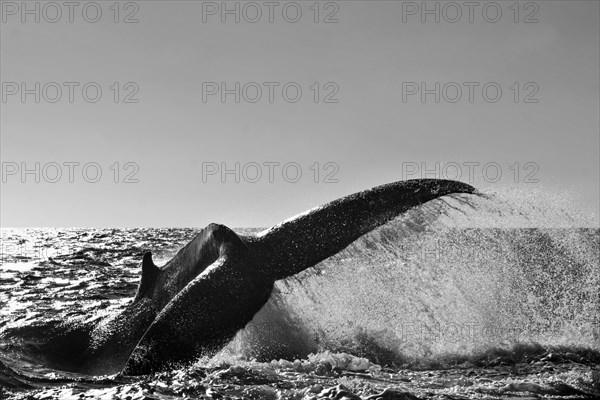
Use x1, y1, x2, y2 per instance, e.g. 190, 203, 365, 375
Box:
257, 179, 476, 280
42, 179, 477, 376
134, 252, 160, 302
122, 224, 274, 376
142, 252, 156, 270
122, 255, 273, 376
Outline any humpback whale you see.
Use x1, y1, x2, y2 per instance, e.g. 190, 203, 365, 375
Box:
39, 179, 476, 376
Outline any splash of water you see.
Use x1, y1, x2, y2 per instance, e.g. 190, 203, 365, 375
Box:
227, 189, 599, 365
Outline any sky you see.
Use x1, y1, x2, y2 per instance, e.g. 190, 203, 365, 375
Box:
1, 0, 599, 228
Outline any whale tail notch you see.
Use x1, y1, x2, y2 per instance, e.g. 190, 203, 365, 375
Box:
134, 252, 160, 302
257, 178, 476, 281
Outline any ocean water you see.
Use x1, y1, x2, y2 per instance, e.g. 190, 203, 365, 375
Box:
0, 188, 599, 399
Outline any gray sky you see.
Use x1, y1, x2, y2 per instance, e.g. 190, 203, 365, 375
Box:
1, 1, 598, 227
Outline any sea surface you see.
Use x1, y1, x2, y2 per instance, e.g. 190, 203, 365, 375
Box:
1, 189, 599, 399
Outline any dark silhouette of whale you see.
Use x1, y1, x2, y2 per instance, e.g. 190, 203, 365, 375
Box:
40, 179, 476, 375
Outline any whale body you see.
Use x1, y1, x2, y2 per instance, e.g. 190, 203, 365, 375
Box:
39, 179, 476, 375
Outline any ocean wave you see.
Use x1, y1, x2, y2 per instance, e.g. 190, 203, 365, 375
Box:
1, 190, 599, 398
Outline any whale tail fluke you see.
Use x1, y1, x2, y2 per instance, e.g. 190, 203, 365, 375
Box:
257, 179, 475, 280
